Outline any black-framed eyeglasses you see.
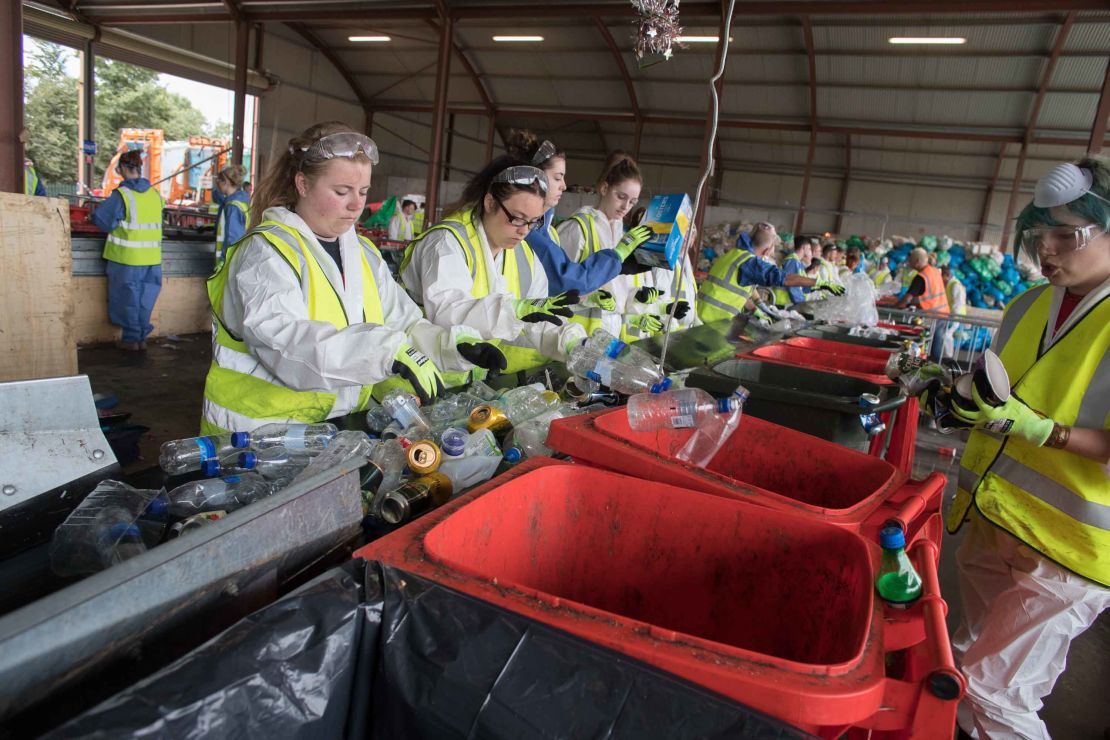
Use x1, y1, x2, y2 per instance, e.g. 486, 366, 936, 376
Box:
495, 198, 545, 229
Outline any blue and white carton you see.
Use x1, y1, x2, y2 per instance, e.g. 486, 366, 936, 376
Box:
633, 193, 693, 269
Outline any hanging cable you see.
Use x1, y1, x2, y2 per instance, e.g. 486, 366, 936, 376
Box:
657, 0, 737, 375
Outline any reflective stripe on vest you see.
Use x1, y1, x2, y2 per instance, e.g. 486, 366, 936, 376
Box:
202, 222, 385, 432
216, 199, 250, 261
773, 256, 803, 306
916, 265, 950, 313
696, 250, 755, 323
104, 186, 164, 266
24, 166, 39, 196
950, 284, 1110, 586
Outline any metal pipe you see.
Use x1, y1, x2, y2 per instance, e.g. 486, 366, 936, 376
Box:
232, 19, 249, 165
0, 1, 23, 194
424, 11, 453, 223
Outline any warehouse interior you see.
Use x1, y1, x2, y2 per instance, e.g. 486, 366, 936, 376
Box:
1, 1, 1109, 738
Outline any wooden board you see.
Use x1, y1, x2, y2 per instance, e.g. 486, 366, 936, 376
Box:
0, 194, 77, 381
73, 276, 211, 345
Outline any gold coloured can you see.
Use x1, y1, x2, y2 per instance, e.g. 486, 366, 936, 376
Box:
406, 440, 442, 475
467, 404, 511, 434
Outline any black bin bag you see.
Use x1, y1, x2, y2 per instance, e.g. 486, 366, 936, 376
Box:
47, 561, 815, 740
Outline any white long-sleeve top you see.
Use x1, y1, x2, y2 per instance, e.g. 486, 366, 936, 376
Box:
388, 212, 413, 241
216, 207, 475, 403
651, 253, 702, 329
401, 211, 584, 360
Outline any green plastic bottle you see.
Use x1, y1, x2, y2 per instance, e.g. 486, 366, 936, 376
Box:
876, 525, 923, 609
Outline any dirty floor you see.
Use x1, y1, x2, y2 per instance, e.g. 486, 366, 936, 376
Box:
78, 338, 1110, 738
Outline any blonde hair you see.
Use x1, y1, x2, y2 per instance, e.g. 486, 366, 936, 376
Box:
218, 163, 247, 188
250, 121, 371, 227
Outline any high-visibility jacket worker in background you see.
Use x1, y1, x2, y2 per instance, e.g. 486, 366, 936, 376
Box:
772, 237, 812, 307
91, 150, 164, 351
697, 223, 843, 323
388, 198, 417, 241
201, 121, 504, 434
401, 156, 585, 385
896, 247, 950, 360
212, 163, 250, 267
944, 156, 1110, 740
941, 264, 967, 358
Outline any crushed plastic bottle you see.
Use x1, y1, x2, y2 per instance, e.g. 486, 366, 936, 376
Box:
369, 438, 409, 495
50, 481, 159, 576
364, 399, 395, 435
160, 432, 249, 475
248, 422, 337, 451
165, 472, 275, 517
288, 430, 378, 487
627, 386, 749, 467
381, 389, 431, 433
566, 345, 669, 395
498, 386, 561, 424
581, 329, 656, 368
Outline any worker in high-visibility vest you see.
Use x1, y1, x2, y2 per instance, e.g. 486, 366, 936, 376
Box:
19, 130, 46, 196
943, 156, 1110, 740
212, 163, 250, 267
772, 238, 812, 307
940, 264, 967, 358
201, 122, 503, 433
896, 247, 950, 360
401, 157, 585, 386
388, 199, 417, 241
91, 150, 164, 351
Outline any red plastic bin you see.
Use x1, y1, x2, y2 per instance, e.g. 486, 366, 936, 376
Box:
783, 335, 897, 362
354, 458, 964, 737
548, 408, 942, 544
740, 343, 891, 385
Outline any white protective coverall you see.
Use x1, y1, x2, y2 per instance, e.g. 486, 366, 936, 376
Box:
558, 206, 660, 335
401, 213, 585, 361
206, 207, 477, 430
650, 252, 702, 329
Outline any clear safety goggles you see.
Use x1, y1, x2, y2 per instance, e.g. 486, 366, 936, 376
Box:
531, 140, 557, 166
1019, 223, 1105, 261
492, 165, 548, 194
294, 132, 380, 165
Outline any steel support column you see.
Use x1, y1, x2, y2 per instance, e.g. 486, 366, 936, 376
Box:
232, 20, 250, 165
485, 115, 496, 162
424, 7, 453, 222
78, 38, 97, 194
834, 135, 852, 235
1000, 13, 1074, 249
1, 1, 23, 194
633, 119, 644, 161
444, 113, 456, 181
978, 143, 1006, 242
364, 110, 374, 137
794, 15, 818, 235
1088, 59, 1110, 154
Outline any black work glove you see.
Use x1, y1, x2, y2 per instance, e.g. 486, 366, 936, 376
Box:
634, 287, 663, 304
665, 300, 690, 320
620, 252, 653, 275
457, 339, 508, 373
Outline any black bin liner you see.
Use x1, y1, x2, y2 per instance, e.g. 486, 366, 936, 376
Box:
47, 560, 815, 740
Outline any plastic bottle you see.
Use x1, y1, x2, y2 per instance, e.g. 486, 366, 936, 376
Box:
438, 453, 501, 493
463, 427, 501, 458
676, 388, 749, 467
875, 526, 923, 609
380, 472, 453, 525
381, 389, 431, 433
165, 472, 275, 517
98, 512, 147, 565
627, 387, 743, 431
439, 427, 469, 459
248, 422, 337, 451
160, 432, 250, 475
364, 399, 395, 435
498, 386, 561, 424
369, 438, 409, 494
288, 430, 378, 487
50, 481, 159, 576
581, 329, 656, 368
237, 447, 316, 483
566, 346, 668, 395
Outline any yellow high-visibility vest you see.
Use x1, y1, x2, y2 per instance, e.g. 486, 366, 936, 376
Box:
103, 186, 164, 266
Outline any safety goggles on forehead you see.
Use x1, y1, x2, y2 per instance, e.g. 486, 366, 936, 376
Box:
492, 165, 548, 194
294, 132, 380, 165
531, 140, 557, 166
1019, 223, 1105, 260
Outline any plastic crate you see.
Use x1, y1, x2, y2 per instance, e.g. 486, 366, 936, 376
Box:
738, 342, 892, 386
547, 408, 942, 545
354, 458, 963, 737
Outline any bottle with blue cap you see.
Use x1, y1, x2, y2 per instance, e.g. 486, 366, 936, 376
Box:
160, 432, 250, 475
566, 343, 668, 395
875, 525, 923, 609
581, 328, 656, 368
165, 472, 275, 517
247, 422, 338, 451
627, 387, 744, 431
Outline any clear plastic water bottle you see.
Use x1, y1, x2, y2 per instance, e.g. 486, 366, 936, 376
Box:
165, 472, 275, 517
875, 526, 923, 609
566, 346, 668, 395
627, 387, 743, 431
364, 399, 395, 435
582, 328, 656, 367
248, 422, 337, 451
498, 386, 561, 424
50, 482, 159, 576
160, 432, 249, 474
287, 430, 378, 487
381, 389, 431, 433
369, 438, 409, 494
200, 450, 255, 478
238, 447, 316, 483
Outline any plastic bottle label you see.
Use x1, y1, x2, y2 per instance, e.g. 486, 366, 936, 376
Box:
284, 427, 307, 449
590, 357, 615, 386
195, 437, 217, 460
670, 414, 695, 428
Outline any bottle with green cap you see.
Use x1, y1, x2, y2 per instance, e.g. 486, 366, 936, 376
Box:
875, 525, 923, 609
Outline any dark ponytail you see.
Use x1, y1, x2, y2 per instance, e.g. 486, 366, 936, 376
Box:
597, 150, 641, 190
444, 154, 546, 218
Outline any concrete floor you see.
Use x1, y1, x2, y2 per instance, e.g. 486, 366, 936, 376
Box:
77, 337, 1110, 738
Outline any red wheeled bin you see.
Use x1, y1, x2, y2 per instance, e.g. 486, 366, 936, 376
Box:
736, 340, 919, 474
547, 408, 941, 546
355, 458, 964, 738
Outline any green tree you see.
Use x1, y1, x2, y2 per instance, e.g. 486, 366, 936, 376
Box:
23, 41, 78, 183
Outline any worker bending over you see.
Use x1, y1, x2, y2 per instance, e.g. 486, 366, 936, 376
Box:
697, 223, 843, 323
402, 157, 585, 385
201, 121, 502, 433
91, 150, 164, 351
947, 156, 1110, 740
